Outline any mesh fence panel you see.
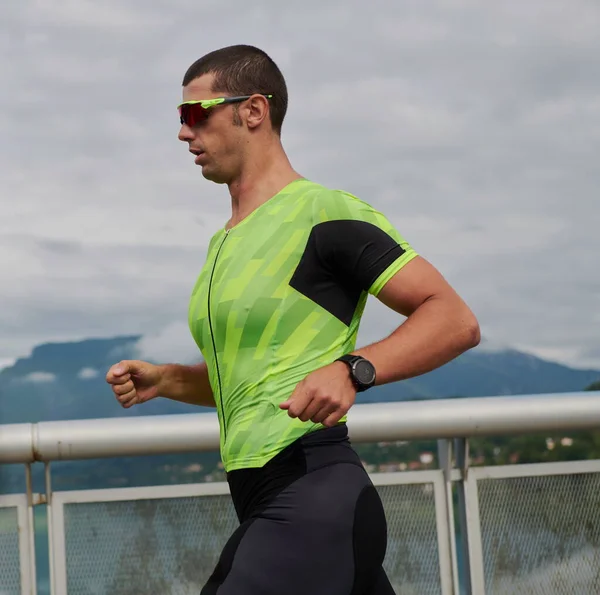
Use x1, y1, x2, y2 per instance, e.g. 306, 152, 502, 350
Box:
0, 506, 22, 595
63, 494, 238, 595
59, 480, 443, 594
379, 483, 442, 595
477, 471, 600, 595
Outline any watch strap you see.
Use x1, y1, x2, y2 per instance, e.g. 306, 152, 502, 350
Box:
337, 354, 362, 366
335, 354, 375, 392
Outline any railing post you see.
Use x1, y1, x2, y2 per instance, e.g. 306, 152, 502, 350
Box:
44, 463, 57, 595
44, 462, 69, 595
455, 438, 485, 595
437, 439, 459, 595
25, 464, 37, 595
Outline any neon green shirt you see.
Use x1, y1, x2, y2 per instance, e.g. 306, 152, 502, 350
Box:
188, 179, 417, 471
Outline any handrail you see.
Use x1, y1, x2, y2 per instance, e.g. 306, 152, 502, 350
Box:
0, 392, 599, 464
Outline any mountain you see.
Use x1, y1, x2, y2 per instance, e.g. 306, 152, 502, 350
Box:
363, 348, 600, 402
1, 336, 599, 425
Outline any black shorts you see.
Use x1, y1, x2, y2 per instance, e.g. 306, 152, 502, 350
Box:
201, 424, 396, 595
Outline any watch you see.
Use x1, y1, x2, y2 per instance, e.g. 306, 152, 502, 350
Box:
336, 354, 376, 392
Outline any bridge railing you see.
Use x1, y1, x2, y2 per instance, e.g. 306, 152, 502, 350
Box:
1, 392, 600, 595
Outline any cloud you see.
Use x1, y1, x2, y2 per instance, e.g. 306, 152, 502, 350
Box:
7, 0, 166, 32
1, 0, 599, 371
77, 367, 99, 380
132, 322, 202, 365
475, 338, 514, 355
18, 372, 57, 384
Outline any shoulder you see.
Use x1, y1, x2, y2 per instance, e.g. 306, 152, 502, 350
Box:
304, 185, 415, 264
308, 186, 398, 237
300, 182, 364, 215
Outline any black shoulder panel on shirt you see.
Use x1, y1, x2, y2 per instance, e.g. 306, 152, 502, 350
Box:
289, 220, 405, 326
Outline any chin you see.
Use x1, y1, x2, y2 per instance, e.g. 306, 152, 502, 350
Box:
201, 170, 227, 184
201, 166, 231, 185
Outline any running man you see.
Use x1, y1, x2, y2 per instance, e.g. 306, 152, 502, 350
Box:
106, 45, 480, 594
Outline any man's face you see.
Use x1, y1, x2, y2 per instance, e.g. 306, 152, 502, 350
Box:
178, 74, 244, 184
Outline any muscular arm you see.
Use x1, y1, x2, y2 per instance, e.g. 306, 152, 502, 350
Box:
280, 255, 479, 426
354, 256, 480, 385
157, 362, 216, 407
280, 196, 479, 426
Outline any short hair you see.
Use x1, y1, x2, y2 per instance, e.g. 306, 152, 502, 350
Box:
182, 45, 288, 134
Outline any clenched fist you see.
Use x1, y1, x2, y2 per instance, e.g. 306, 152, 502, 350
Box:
279, 361, 357, 427
105, 360, 162, 408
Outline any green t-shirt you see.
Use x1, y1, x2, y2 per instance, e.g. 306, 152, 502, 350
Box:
188, 179, 417, 471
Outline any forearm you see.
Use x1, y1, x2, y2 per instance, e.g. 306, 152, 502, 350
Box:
156, 362, 216, 407
355, 296, 480, 386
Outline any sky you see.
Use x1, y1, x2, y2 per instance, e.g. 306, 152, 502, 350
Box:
1, 0, 599, 371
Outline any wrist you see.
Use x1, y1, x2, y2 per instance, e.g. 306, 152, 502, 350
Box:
335, 354, 376, 392
154, 363, 171, 398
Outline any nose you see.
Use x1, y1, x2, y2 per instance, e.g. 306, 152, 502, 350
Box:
178, 123, 194, 143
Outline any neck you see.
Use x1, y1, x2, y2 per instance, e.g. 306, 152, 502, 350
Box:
226, 138, 302, 229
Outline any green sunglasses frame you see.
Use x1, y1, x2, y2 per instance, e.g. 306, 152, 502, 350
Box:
177, 94, 274, 125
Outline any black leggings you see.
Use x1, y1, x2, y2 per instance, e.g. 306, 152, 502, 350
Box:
201, 424, 396, 595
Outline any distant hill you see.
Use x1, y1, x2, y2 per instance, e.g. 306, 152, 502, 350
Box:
0, 336, 202, 424
1, 336, 599, 425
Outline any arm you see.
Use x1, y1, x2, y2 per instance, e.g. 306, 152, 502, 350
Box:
280, 190, 479, 426
107, 360, 215, 409
353, 255, 480, 385
281, 257, 479, 426
156, 362, 216, 407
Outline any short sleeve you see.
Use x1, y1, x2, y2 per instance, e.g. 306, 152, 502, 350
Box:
311, 190, 418, 296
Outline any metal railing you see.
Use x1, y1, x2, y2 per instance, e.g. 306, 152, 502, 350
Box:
1, 391, 600, 595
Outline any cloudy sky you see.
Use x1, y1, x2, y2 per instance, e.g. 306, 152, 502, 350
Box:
1, 0, 599, 371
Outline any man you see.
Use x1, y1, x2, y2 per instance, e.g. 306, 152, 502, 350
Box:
106, 45, 480, 594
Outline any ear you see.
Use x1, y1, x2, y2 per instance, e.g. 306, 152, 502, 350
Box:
244, 94, 270, 130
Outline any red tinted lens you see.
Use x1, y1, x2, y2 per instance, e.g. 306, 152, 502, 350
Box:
179, 103, 209, 127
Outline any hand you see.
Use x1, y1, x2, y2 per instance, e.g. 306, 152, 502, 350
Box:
279, 362, 356, 427
105, 360, 163, 409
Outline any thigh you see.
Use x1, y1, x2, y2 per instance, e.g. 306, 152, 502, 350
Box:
201, 463, 389, 595
365, 568, 396, 595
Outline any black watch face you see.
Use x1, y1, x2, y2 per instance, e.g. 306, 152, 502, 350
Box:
354, 360, 375, 385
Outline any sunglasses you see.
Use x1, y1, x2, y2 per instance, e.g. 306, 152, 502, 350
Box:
178, 94, 273, 127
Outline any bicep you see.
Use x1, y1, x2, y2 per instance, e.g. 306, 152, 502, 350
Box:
375, 256, 462, 317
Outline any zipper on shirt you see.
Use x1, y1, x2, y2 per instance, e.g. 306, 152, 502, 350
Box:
207, 229, 230, 442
